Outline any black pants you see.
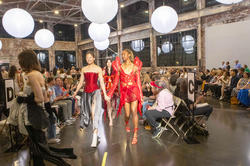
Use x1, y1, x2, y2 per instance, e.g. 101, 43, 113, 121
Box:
145, 110, 171, 128
187, 105, 213, 118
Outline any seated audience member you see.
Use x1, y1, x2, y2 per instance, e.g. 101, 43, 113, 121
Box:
231, 72, 249, 97
174, 78, 213, 127
234, 60, 242, 69
226, 61, 231, 71
202, 70, 218, 95
237, 68, 245, 78
142, 82, 155, 120
244, 64, 250, 73
237, 79, 250, 107
49, 77, 73, 125
224, 69, 240, 97
1, 67, 8, 79
145, 80, 174, 138
219, 71, 230, 100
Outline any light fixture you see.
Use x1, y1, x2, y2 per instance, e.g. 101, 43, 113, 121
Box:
94, 39, 110, 50
0, 1, 3, 5
184, 47, 194, 54
81, 0, 118, 24
120, 4, 125, 8
0, 40, 2, 50
145, 10, 149, 14
54, 10, 59, 15
74, 24, 78, 27
151, 6, 178, 34
2, 8, 35, 38
215, 0, 243, 4
88, 22, 110, 42
39, 20, 43, 23
35, 29, 55, 49
182, 35, 195, 49
131, 40, 145, 52
162, 41, 173, 53
157, 47, 161, 56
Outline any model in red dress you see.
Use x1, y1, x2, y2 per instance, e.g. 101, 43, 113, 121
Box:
103, 59, 119, 126
108, 49, 143, 145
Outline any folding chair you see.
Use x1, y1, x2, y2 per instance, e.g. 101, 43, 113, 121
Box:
161, 96, 182, 137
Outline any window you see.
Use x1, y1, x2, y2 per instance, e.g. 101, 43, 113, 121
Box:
98, 44, 118, 68
109, 16, 117, 32
123, 38, 151, 67
157, 29, 197, 67
55, 51, 76, 69
82, 49, 94, 66
54, 24, 75, 41
81, 22, 91, 40
155, 0, 196, 14
34, 50, 49, 70
206, 0, 221, 7
121, 1, 149, 28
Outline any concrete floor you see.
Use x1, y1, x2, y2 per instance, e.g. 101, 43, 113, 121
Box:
1, 97, 250, 166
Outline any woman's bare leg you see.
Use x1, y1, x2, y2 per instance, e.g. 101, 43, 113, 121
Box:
107, 101, 113, 126
124, 102, 131, 132
131, 100, 138, 144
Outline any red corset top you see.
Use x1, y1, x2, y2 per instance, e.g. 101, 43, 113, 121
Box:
120, 68, 137, 88
84, 72, 99, 93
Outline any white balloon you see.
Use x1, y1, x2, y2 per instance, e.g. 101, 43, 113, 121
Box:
81, 0, 118, 23
216, 0, 243, 4
151, 6, 178, 34
157, 47, 161, 56
131, 40, 145, 52
182, 35, 195, 49
94, 39, 109, 50
184, 47, 194, 54
2, 8, 34, 38
0, 40, 2, 50
35, 29, 55, 49
88, 23, 110, 42
162, 41, 173, 53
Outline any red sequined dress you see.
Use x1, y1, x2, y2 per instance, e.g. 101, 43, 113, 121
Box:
107, 57, 143, 116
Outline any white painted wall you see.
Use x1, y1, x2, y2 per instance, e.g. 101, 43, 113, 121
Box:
205, 20, 250, 69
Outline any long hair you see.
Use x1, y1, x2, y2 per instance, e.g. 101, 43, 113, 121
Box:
8, 65, 17, 79
105, 59, 113, 76
18, 50, 41, 73
123, 49, 134, 63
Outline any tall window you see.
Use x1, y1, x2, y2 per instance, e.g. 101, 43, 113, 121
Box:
121, 1, 149, 29
123, 38, 151, 67
55, 51, 76, 69
54, 24, 75, 41
98, 44, 118, 68
155, 0, 196, 14
81, 22, 91, 40
157, 29, 197, 67
82, 49, 94, 66
34, 50, 49, 70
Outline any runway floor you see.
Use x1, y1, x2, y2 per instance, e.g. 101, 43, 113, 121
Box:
1, 97, 250, 166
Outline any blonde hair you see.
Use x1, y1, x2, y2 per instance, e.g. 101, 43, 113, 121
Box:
123, 49, 134, 62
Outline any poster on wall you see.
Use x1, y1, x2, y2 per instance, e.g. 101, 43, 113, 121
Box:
5, 79, 14, 109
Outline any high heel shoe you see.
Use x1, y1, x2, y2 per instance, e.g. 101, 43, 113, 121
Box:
91, 133, 98, 148
132, 128, 138, 145
125, 120, 130, 132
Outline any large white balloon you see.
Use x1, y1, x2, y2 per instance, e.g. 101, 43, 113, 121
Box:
0, 40, 2, 50
182, 35, 195, 49
81, 0, 118, 24
151, 6, 178, 34
216, 0, 243, 4
184, 47, 194, 54
88, 23, 110, 42
35, 29, 55, 49
162, 41, 173, 53
94, 39, 109, 50
131, 40, 145, 52
2, 8, 34, 38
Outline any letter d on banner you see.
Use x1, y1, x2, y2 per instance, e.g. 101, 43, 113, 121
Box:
188, 72, 195, 102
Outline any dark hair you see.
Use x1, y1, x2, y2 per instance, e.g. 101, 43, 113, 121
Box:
47, 77, 54, 83
18, 50, 41, 72
105, 59, 113, 76
86, 51, 96, 59
41, 68, 45, 74
232, 69, 238, 74
239, 68, 245, 72
52, 67, 57, 76
8, 65, 17, 79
